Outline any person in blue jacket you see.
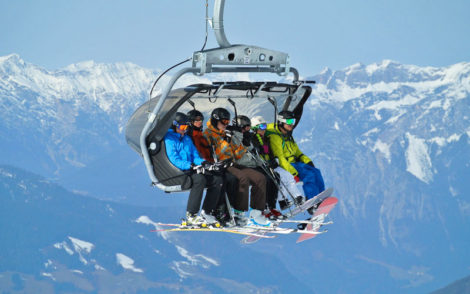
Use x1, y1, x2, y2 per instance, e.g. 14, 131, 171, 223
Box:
164, 112, 224, 226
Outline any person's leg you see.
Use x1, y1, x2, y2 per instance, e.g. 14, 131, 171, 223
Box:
223, 171, 238, 207
275, 166, 303, 201
291, 162, 324, 200
186, 173, 206, 214
307, 165, 325, 194
242, 168, 266, 211
202, 174, 224, 212
255, 168, 277, 209
226, 166, 249, 211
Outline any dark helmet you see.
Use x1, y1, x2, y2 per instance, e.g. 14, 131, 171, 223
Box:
173, 112, 190, 126
233, 115, 251, 128
211, 108, 230, 121
277, 110, 296, 125
210, 108, 231, 128
187, 109, 204, 122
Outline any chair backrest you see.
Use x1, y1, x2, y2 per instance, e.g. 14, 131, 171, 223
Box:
149, 139, 192, 192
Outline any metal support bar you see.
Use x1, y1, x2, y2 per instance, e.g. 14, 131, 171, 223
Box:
213, 0, 231, 48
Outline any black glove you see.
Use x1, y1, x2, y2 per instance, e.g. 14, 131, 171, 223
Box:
307, 161, 315, 168
268, 159, 279, 169
242, 132, 252, 146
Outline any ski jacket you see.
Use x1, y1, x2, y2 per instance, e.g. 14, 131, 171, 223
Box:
203, 121, 247, 162
230, 129, 258, 168
265, 123, 312, 177
187, 126, 212, 161
251, 133, 278, 169
164, 129, 204, 171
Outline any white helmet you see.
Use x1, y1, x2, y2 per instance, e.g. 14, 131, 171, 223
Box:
251, 116, 266, 129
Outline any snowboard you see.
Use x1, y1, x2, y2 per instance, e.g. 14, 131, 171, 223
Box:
296, 196, 338, 243
284, 187, 334, 219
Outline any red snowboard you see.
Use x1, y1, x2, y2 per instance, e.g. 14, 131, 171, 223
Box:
296, 196, 338, 243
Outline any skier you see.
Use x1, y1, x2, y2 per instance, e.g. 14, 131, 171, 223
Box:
250, 115, 304, 214
186, 109, 238, 225
266, 110, 325, 213
164, 112, 224, 225
229, 115, 283, 220
203, 108, 271, 227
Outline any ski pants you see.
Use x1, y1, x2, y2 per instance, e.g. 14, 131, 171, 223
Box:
290, 162, 325, 200
254, 167, 278, 210
216, 171, 238, 212
227, 166, 266, 211
187, 173, 224, 215
274, 166, 303, 201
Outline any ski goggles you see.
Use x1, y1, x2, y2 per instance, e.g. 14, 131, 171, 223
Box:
220, 119, 230, 125
254, 123, 267, 130
175, 124, 189, 131
278, 117, 296, 125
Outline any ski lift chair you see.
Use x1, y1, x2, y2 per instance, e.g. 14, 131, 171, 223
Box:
125, 0, 315, 193
125, 81, 313, 192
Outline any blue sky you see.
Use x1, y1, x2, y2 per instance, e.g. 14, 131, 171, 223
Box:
1, 0, 469, 75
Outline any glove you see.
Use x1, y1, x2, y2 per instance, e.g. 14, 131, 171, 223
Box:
192, 164, 205, 174
203, 161, 221, 172
242, 132, 252, 146
268, 159, 279, 169
294, 176, 300, 183
307, 161, 315, 168
220, 159, 234, 169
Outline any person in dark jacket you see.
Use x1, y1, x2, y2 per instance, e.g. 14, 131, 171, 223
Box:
186, 109, 238, 225
164, 112, 223, 226
229, 115, 282, 220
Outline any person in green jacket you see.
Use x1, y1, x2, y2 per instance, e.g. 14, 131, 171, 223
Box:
266, 110, 325, 206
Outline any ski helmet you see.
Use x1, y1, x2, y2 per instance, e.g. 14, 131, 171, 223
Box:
277, 110, 296, 126
251, 116, 267, 130
187, 109, 204, 122
233, 115, 251, 128
173, 112, 190, 126
210, 108, 231, 128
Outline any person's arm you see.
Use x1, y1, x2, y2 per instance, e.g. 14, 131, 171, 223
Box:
269, 134, 299, 176
165, 136, 192, 170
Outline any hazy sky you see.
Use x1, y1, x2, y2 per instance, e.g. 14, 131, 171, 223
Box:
1, 0, 469, 75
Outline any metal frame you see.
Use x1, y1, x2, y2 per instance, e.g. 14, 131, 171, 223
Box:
138, 0, 304, 186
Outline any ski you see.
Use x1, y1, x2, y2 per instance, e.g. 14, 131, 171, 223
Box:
296, 196, 338, 243
151, 225, 276, 239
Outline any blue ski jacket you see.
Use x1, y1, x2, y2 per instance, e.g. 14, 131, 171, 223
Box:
164, 129, 204, 171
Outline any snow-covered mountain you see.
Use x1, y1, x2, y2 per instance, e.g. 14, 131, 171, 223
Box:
1, 54, 470, 293
299, 60, 470, 247
0, 165, 308, 293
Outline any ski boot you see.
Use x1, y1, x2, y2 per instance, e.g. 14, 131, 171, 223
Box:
233, 209, 248, 227
263, 208, 285, 220
183, 212, 205, 227
201, 210, 221, 228
248, 209, 273, 227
